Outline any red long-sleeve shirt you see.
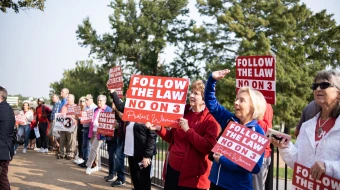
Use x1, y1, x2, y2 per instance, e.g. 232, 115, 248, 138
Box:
257, 103, 273, 158
36, 105, 51, 123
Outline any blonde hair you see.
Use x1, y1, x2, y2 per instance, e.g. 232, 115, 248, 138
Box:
237, 87, 267, 120
78, 96, 86, 104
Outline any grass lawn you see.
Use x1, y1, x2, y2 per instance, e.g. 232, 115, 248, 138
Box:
273, 167, 293, 180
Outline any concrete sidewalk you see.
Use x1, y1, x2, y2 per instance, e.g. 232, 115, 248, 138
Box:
8, 147, 161, 190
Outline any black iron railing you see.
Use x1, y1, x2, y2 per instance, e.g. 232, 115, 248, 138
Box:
100, 139, 290, 189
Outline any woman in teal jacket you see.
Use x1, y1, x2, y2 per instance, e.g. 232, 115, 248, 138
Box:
205, 69, 267, 190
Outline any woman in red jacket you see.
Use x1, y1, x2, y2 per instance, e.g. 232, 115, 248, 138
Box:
147, 80, 220, 190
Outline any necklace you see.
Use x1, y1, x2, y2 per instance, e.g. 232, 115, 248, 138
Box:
317, 117, 331, 136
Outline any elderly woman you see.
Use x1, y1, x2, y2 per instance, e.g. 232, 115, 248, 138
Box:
205, 69, 267, 190
147, 80, 220, 190
74, 96, 86, 165
272, 70, 340, 183
85, 95, 112, 175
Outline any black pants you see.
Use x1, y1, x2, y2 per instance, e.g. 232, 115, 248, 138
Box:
77, 124, 83, 158
0, 160, 10, 190
210, 183, 227, 190
38, 122, 48, 149
164, 164, 206, 190
128, 156, 152, 190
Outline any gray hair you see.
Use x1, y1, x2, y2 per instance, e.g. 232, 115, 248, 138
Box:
0, 86, 7, 100
68, 94, 75, 101
314, 70, 340, 118
62, 88, 69, 95
97, 95, 107, 102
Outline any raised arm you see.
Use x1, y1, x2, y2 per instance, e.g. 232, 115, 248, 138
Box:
205, 73, 234, 127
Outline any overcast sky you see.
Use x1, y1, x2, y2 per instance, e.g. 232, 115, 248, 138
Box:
1, 0, 339, 99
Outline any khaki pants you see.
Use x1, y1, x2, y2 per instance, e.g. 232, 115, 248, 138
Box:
252, 157, 271, 190
59, 130, 75, 157
86, 132, 102, 168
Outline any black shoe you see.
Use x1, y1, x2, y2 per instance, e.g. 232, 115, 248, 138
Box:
111, 180, 125, 187
57, 155, 64, 159
106, 174, 117, 182
78, 163, 87, 168
104, 174, 113, 180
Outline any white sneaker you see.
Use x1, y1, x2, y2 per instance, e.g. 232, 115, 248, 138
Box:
37, 148, 43, 152
74, 158, 84, 164
86, 167, 92, 175
41, 148, 48, 153
23, 148, 27, 154
91, 166, 99, 172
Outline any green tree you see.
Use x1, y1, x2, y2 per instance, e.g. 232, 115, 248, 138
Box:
76, 0, 203, 80
196, 0, 340, 127
49, 60, 109, 103
0, 0, 45, 13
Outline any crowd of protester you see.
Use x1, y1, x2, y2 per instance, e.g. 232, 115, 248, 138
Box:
1, 69, 340, 190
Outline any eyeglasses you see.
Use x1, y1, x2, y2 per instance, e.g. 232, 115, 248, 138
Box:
80, 100, 85, 102
310, 82, 337, 90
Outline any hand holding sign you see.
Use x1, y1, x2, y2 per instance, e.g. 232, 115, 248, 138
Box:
310, 162, 326, 180
212, 69, 230, 80
213, 153, 222, 163
179, 118, 189, 132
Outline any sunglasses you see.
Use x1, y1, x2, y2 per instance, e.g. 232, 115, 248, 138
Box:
80, 100, 85, 102
310, 82, 336, 90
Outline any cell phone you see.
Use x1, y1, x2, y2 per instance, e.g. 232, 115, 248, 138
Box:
266, 128, 291, 145
138, 162, 144, 169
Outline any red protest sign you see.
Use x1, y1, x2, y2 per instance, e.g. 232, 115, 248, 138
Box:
66, 105, 76, 116
74, 105, 82, 117
80, 109, 93, 124
107, 66, 124, 89
236, 55, 276, 104
122, 75, 189, 128
15, 114, 26, 125
97, 112, 116, 136
293, 163, 340, 190
211, 121, 269, 172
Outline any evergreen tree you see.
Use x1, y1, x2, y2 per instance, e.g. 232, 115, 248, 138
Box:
196, 0, 340, 127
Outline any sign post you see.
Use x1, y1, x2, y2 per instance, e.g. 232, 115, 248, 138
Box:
211, 121, 269, 171
122, 75, 189, 128
97, 112, 116, 136
107, 66, 124, 98
236, 55, 276, 104
54, 113, 76, 132
293, 163, 340, 190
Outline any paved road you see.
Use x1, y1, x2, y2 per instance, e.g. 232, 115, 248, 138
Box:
8, 147, 161, 190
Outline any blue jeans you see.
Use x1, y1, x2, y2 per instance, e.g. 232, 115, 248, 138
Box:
115, 137, 125, 182
82, 127, 90, 161
14, 124, 30, 150
107, 139, 117, 175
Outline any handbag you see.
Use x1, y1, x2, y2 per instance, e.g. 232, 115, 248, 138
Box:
15, 133, 25, 145
34, 127, 40, 138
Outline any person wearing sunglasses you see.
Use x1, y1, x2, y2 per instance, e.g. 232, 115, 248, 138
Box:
74, 96, 86, 165
272, 70, 340, 185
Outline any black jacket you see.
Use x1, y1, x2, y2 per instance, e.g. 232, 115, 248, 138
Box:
110, 92, 125, 139
0, 101, 15, 160
110, 91, 156, 158
129, 122, 157, 158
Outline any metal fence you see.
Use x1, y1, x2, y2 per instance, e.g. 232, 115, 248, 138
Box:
100, 140, 290, 190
